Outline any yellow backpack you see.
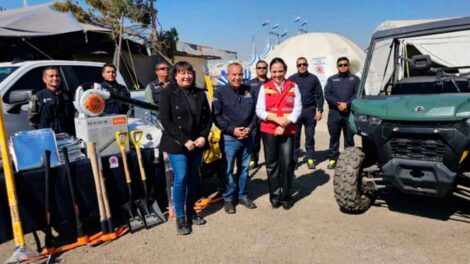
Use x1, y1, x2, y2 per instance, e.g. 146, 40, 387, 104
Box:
203, 74, 223, 164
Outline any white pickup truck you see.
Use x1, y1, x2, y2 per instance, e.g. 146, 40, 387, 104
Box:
0, 60, 146, 136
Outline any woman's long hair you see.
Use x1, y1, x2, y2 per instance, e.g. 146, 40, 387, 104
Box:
169, 61, 196, 88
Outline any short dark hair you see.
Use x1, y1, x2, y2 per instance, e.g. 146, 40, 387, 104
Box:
42, 66, 59, 77
155, 61, 170, 70
270, 57, 287, 72
256, 60, 268, 67
170, 61, 196, 87
102, 63, 116, 72
296, 57, 308, 63
337, 57, 350, 64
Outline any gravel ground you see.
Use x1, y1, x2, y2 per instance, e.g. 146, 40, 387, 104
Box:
2, 109, 470, 263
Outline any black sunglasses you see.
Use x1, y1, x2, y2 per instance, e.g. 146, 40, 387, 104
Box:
297, 63, 308, 67
338, 64, 349, 67
157, 67, 169, 71
256, 66, 267, 70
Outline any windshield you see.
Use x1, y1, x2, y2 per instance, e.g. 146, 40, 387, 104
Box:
0, 66, 19, 83
362, 30, 470, 96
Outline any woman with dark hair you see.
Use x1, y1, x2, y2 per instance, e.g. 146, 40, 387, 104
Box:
159, 61, 212, 235
256, 57, 302, 210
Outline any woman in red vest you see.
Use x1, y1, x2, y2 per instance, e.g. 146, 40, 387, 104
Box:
256, 57, 302, 209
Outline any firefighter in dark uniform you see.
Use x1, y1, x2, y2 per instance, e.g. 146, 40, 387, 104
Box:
144, 61, 170, 108
288, 57, 324, 169
324, 57, 360, 169
100, 63, 131, 116
245, 60, 268, 170
29, 66, 75, 135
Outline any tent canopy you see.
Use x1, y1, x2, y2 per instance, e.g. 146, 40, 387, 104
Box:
0, 3, 110, 37
259, 32, 366, 88
374, 18, 470, 69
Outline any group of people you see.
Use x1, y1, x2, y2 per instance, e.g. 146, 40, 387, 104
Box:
28, 56, 359, 236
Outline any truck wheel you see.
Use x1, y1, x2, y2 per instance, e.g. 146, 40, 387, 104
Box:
334, 147, 374, 214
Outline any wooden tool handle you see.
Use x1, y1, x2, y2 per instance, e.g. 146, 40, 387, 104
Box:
87, 142, 106, 223
119, 145, 132, 184
135, 147, 146, 181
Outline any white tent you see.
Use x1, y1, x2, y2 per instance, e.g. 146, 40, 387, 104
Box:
256, 32, 366, 88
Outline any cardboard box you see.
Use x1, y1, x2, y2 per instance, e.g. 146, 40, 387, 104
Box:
75, 115, 129, 156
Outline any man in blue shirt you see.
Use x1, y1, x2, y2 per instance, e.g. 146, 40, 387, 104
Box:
213, 62, 257, 214
324, 57, 360, 169
245, 60, 268, 170
288, 57, 324, 169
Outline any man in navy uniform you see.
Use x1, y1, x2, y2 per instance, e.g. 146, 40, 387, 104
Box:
245, 60, 268, 170
324, 57, 360, 169
145, 61, 170, 108
288, 57, 324, 169
29, 66, 75, 135
100, 63, 131, 116
213, 62, 258, 214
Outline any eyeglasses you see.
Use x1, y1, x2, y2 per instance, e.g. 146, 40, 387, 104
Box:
157, 67, 169, 71
337, 64, 349, 67
297, 63, 308, 67
256, 67, 267, 70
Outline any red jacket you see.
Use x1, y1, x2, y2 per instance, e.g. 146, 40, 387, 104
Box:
260, 80, 297, 135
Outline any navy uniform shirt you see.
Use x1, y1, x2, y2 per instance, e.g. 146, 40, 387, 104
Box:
100, 80, 131, 115
324, 72, 360, 112
28, 88, 75, 135
212, 84, 257, 135
288, 72, 324, 112
245, 77, 268, 104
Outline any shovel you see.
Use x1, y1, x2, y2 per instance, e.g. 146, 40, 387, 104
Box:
130, 130, 165, 228
115, 131, 145, 233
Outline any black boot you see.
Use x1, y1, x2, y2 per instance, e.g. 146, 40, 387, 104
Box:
176, 217, 191, 235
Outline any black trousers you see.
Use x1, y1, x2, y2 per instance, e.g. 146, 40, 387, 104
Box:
294, 107, 317, 161
327, 109, 354, 160
251, 122, 261, 163
262, 133, 295, 202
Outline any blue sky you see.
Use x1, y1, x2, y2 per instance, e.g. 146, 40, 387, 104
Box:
3, 0, 470, 60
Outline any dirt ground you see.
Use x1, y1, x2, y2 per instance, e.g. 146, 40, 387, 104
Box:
2, 110, 470, 263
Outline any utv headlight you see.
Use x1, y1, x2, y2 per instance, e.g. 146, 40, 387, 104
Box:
355, 114, 382, 126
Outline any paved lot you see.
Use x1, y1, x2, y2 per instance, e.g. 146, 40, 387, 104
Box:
2, 110, 470, 263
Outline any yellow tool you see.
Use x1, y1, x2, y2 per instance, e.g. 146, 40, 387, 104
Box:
203, 71, 222, 164
130, 130, 165, 228
115, 131, 145, 232
0, 96, 41, 263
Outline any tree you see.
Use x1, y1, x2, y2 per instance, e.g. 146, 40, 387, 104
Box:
159, 27, 179, 60
52, 0, 178, 58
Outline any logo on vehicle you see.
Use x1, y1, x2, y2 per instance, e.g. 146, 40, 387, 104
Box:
415, 105, 425, 112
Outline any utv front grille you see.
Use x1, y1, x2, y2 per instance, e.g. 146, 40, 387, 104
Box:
389, 137, 446, 162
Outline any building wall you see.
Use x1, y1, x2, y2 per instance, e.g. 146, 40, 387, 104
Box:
174, 55, 208, 88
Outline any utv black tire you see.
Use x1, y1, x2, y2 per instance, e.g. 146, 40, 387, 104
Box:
334, 147, 374, 214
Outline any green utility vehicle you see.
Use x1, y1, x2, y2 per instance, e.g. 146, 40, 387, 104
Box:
334, 17, 470, 213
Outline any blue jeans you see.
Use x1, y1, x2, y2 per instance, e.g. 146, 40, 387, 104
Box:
168, 150, 202, 218
222, 135, 253, 202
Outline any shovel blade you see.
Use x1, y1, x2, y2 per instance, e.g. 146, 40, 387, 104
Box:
136, 199, 165, 229
122, 202, 145, 233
